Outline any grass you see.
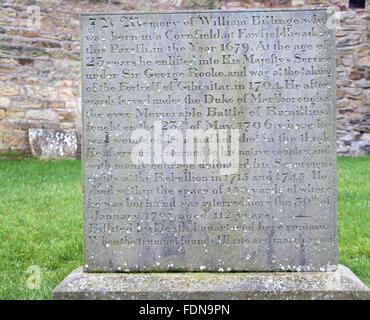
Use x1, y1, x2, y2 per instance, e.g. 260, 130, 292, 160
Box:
0, 154, 82, 300
0, 154, 369, 299
337, 156, 370, 286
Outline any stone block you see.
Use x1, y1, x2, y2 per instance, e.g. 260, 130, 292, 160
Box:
5, 109, 25, 120
25, 109, 58, 122
11, 98, 43, 109
79, 9, 339, 273
0, 84, 18, 96
356, 56, 370, 68
0, 108, 6, 120
28, 128, 77, 158
0, 97, 10, 107
4, 135, 28, 148
53, 265, 369, 300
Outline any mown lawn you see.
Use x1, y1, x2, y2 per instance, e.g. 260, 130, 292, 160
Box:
336, 156, 370, 287
0, 155, 369, 299
0, 155, 82, 300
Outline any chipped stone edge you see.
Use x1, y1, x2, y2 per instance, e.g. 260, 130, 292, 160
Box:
52, 264, 369, 300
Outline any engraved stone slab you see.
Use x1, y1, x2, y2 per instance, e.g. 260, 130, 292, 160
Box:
29, 128, 78, 159
81, 9, 337, 272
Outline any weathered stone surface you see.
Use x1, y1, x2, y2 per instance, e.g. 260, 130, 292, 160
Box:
11, 97, 43, 109
0, 108, 6, 120
52, 265, 369, 300
356, 56, 370, 68
22, 86, 58, 100
0, 83, 18, 96
0, 97, 10, 107
81, 9, 337, 272
25, 109, 58, 122
0, 1, 369, 156
5, 109, 25, 120
28, 128, 77, 158
183, 0, 218, 9
4, 135, 28, 148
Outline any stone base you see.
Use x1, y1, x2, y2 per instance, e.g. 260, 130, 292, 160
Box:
53, 264, 369, 300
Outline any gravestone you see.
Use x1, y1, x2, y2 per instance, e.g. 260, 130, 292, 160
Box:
28, 129, 78, 159
53, 8, 369, 299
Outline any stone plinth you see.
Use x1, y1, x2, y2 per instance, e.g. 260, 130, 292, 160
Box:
53, 265, 369, 300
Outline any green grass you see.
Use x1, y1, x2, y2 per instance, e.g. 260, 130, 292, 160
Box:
337, 156, 370, 287
0, 154, 82, 300
0, 154, 369, 299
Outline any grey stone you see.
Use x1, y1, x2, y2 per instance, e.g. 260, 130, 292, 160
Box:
53, 8, 370, 301
336, 145, 350, 153
341, 134, 353, 142
53, 265, 369, 300
80, 9, 338, 272
183, 0, 218, 9
361, 133, 370, 143
28, 128, 77, 158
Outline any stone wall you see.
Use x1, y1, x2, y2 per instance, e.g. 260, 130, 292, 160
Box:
0, 0, 368, 156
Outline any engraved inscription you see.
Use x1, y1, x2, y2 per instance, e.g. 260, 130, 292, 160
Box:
81, 9, 337, 272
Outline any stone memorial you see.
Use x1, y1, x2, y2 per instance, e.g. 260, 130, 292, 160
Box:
28, 128, 78, 159
53, 8, 369, 299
